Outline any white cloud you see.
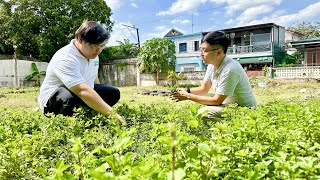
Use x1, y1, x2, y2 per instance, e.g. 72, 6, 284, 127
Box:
171, 19, 191, 25
236, 5, 273, 25
131, 3, 138, 8
208, 0, 227, 4
224, 0, 282, 15
239, 2, 320, 27
144, 26, 185, 40
107, 22, 137, 46
104, 0, 124, 10
225, 19, 234, 25
157, 0, 208, 16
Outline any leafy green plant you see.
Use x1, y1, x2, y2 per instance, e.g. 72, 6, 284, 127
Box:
138, 38, 176, 85
24, 62, 46, 86
1, 86, 320, 179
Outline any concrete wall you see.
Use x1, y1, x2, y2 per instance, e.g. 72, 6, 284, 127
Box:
0, 59, 48, 87
99, 58, 138, 87
98, 59, 205, 87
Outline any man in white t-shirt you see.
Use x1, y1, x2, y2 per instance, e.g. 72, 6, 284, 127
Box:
171, 31, 256, 121
38, 20, 126, 126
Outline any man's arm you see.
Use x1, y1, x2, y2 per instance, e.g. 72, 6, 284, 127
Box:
188, 93, 227, 106
70, 83, 112, 115
69, 83, 126, 125
172, 88, 227, 106
94, 76, 100, 84
176, 80, 212, 95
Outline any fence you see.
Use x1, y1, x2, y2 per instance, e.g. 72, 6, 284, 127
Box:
273, 66, 320, 79
0, 59, 48, 87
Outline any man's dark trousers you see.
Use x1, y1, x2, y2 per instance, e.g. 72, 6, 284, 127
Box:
44, 84, 120, 116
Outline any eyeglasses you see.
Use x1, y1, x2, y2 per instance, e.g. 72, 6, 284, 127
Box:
199, 47, 220, 53
90, 42, 107, 51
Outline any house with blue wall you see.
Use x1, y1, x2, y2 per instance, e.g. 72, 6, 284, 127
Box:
165, 23, 286, 74
164, 29, 204, 72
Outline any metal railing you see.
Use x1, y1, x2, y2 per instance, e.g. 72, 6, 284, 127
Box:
227, 44, 271, 54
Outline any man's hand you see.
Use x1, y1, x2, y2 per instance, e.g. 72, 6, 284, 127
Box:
109, 111, 127, 127
170, 88, 190, 102
115, 113, 127, 127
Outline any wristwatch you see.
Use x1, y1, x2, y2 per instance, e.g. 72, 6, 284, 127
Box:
186, 87, 191, 93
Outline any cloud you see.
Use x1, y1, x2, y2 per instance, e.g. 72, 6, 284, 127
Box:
107, 22, 137, 46
235, 5, 273, 25
225, 19, 234, 25
224, 0, 282, 15
131, 3, 138, 8
157, 0, 207, 16
144, 26, 185, 41
171, 19, 191, 25
104, 0, 124, 10
238, 2, 320, 27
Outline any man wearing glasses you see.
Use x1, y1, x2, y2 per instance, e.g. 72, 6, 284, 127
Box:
38, 20, 126, 126
171, 31, 256, 122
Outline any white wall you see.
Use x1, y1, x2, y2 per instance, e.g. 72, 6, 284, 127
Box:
285, 30, 301, 43
0, 59, 48, 87
175, 36, 201, 58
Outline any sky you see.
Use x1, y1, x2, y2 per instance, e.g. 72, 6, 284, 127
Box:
105, 0, 320, 46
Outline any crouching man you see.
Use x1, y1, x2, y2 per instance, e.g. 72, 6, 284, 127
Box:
38, 20, 125, 125
171, 31, 257, 122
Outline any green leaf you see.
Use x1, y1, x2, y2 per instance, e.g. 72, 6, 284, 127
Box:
31, 62, 39, 73
166, 168, 186, 180
187, 120, 199, 128
35, 167, 49, 175
113, 137, 133, 152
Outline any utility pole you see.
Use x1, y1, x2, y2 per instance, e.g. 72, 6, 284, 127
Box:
122, 24, 140, 49
191, 12, 194, 34
13, 45, 19, 89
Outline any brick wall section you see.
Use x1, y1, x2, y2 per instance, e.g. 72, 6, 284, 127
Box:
246, 70, 263, 77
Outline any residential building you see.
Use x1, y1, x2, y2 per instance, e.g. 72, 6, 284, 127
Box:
285, 29, 302, 43
290, 38, 320, 66
165, 23, 286, 75
164, 29, 204, 72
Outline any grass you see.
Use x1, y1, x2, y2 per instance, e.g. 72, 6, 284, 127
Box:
0, 78, 320, 110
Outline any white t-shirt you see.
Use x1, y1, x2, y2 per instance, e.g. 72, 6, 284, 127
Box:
204, 55, 257, 107
38, 39, 99, 112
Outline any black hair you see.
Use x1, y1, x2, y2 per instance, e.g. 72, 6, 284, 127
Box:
201, 31, 230, 54
75, 21, 110, 44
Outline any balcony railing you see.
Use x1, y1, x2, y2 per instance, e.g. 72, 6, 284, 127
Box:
227, 44, 271, 54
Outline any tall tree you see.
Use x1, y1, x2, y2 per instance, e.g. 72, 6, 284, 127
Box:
100, 39, 139, 62
288, 22, 320, 39
138, 38, 176, 85
0, 0, 113, 61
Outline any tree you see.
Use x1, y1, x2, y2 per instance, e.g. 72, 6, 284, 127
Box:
288, 22, 320, 39
138, 38, 176, 85
24, 62, 46, 86
100, 39, 139, 62
116, 39, 139, 58
0, 0, 113, 61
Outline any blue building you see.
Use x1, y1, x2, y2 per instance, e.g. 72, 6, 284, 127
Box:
165, 23, 286, 73
164, 29, 204, 72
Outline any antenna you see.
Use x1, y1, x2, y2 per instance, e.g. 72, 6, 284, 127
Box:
122, 24, 141, 48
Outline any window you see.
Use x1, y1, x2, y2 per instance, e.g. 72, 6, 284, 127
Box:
312, 52, 317, 66
179, 43, 187, 53
183, 67, 195, 72
194, 41, 199, 51
252, 33, 271, 45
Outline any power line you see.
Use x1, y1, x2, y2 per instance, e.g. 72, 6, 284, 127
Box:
122, 24, 140, 48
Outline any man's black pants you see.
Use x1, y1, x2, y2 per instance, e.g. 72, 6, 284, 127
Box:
44, 84, 120, 116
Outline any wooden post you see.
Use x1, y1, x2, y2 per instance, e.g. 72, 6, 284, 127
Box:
13, 45, 19, 88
